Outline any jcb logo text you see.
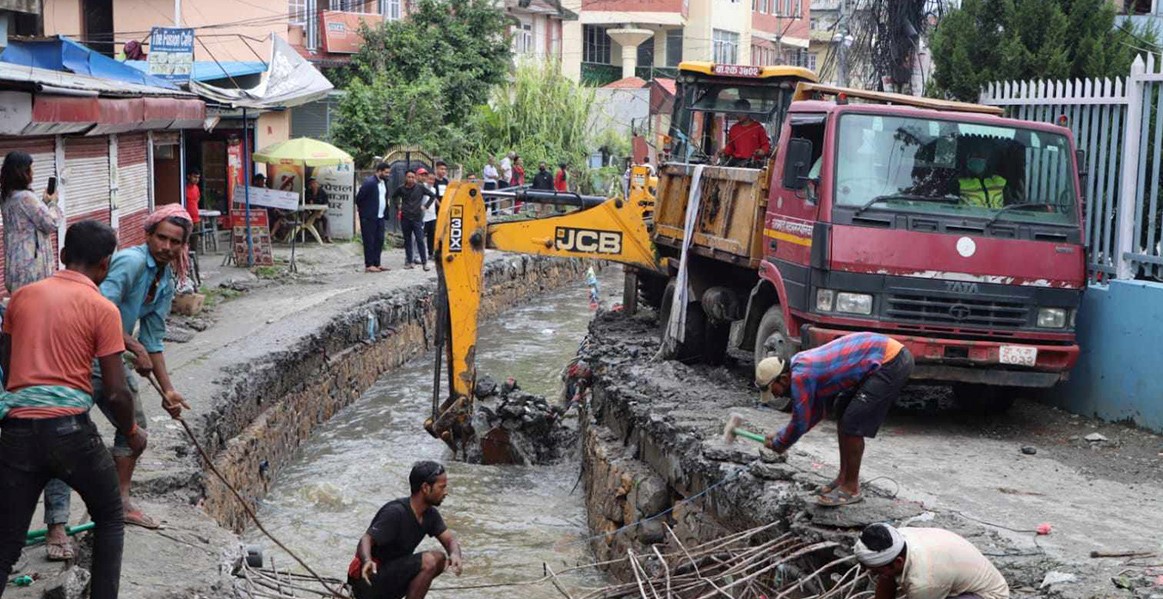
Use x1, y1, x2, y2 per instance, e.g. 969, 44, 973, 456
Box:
555, 227, 622, 254
448, 206, 464, 253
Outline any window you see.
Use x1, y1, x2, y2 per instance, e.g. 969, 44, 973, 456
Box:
713, 29, 739, 64
666, 28, 683, 66
329, 0, 362, 9
289, 0, 308, 22
381, 0, 401, 20
832, 114, 1079, 226
805, 52, 817, 71
513, 20, 533, 55
637, 36, 655, 68
584, 25, 611, 64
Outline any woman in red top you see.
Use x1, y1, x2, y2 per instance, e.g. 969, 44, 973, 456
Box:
554, 163, 568, 192
511, 156, 526, 212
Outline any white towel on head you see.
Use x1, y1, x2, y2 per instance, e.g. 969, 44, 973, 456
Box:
854, 524, 904, 567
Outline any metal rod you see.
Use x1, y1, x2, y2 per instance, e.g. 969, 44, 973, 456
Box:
479, 188, 609, 208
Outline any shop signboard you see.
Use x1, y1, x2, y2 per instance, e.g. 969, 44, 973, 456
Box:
147, 27, 195, 83
233, 185, 299, 211
314, 163, 355, 239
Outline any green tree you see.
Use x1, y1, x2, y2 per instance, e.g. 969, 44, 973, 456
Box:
468, 61, 596, 180
930, 0, 1150, 101
332, 0, 511, 163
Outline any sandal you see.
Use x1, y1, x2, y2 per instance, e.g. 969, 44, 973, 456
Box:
815, 488, 864, 507
818, 479, 841, 496
125, 509, 162, 530
46, 539, 74, 561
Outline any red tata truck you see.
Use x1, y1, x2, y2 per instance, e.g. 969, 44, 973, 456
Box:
741, 84, 1085, 410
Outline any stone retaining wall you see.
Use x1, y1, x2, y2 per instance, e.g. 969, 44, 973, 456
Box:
201, 256, 588, 532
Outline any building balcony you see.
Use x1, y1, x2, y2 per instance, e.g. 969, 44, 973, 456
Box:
581, 62, 622, 86
636, 65, 678, 80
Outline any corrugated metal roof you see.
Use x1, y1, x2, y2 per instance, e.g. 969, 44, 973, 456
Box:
0, 62, 196, 97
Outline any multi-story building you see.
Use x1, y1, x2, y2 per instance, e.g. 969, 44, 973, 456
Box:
562, 0, 810, 85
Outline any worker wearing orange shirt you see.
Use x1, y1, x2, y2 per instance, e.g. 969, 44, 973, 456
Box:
184, 170, 201, 226
720, 99, 771, 166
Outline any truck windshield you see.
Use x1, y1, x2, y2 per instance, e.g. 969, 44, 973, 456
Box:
833, 113, 1078, 226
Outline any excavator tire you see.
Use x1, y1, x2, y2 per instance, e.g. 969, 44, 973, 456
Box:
637, 272, 668, 310
658, 280, 706, 362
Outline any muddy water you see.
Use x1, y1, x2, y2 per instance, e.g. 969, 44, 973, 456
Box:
246, 267, 620, 597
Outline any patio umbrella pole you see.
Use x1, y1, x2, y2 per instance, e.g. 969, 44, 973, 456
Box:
243, 107, 254, 267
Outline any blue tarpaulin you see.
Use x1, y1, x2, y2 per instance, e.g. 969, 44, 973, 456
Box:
124, 60, 267, 83
0, 37, 179, 90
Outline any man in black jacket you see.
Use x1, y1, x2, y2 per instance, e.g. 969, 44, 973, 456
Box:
531, 162, 554, 190
391, 170, 438, 271
355, 163, 390, 273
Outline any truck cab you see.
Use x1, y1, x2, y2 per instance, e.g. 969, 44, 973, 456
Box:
752, 85, 1085, 409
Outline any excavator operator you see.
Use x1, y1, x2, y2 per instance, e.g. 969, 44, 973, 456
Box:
720, 99, 771, 167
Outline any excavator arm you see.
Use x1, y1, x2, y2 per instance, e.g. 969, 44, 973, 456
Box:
424, 168, 660, 454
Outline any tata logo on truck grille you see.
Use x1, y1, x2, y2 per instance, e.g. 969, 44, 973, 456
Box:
448, 206, 464, 253
944, 281, 979, 294
555, 227, 623, 254
948, 304, 972, 320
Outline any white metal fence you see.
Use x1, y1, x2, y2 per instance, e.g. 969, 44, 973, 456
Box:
981, 55, 1163, 281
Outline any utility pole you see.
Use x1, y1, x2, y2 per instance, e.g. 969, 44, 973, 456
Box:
174, 0, 181, 26
836, 0, 851, 87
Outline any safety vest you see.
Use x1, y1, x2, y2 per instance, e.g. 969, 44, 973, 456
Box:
959, 176, 1007, 209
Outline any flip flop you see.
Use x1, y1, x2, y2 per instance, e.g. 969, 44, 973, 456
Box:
125, 510, 162, 530
818, 479, 841, 496
815, 488, 864, 507
46, 539, 75, 561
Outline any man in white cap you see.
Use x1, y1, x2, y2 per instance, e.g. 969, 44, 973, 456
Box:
754, 332, 913, 506
853, 523, 1009, 599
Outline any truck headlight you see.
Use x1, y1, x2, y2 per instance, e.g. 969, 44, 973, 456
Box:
816, 289, 835, 312
836, 292, 873, 315
1037, 308, 1067, 328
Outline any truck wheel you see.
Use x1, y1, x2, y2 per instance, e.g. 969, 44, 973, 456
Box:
754, 305, 796, 412
658, 279, 706, 361
637, 273, 667, 309
951, 384, 1018, 414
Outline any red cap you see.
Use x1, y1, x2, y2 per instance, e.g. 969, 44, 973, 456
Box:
416, 167, 429, 175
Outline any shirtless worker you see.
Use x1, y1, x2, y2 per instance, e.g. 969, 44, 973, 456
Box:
755, 332, 914, 507
854, 523, 1010, 599
348, 461, 463, 599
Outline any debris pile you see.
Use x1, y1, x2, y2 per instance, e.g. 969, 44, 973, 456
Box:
468, 375, 576, 465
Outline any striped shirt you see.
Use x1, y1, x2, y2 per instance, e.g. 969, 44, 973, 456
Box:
770, 333, 903, 451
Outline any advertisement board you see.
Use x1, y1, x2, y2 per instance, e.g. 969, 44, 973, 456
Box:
148, 27, 195, 83
321, 11, 380, 54
314, 163, 356, 239
233, 185, 300, 211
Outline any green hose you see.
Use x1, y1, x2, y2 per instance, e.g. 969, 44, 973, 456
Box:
25, 522, 95, 545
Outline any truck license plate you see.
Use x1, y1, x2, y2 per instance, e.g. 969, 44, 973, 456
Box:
999, 345, 1037, 366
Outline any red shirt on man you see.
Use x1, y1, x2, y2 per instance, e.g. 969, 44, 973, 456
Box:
185, 182, 201, 224
722, 119, 771, 160
554, 169, 568, 192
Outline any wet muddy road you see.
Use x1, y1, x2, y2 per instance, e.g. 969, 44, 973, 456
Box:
245, 268, 621, 597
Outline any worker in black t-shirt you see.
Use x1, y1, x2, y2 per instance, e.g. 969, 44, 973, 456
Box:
347, 461, 463, 599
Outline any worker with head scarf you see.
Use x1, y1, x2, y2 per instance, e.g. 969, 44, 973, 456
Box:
42, 204, 194, 531
854, 523, 1010, 599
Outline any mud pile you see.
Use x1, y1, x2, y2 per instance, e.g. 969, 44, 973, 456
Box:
467, 375, 578, 465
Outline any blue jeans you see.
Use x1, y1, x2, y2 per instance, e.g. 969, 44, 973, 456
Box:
43, 361, 143, 524
0, 415, 124, 599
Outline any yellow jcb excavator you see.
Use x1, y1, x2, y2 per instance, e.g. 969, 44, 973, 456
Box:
423, 168, 660, 454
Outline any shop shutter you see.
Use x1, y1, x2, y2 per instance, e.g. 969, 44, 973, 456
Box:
118, 133, 149, 247
64, 136, 111, 224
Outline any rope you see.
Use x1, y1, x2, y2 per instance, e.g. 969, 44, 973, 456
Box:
143, 374, 347, 598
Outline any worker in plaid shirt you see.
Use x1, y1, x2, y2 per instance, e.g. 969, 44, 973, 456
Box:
754, 332, 914, 507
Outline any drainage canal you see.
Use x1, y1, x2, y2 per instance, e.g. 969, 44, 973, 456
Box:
244, 269, 621, 597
